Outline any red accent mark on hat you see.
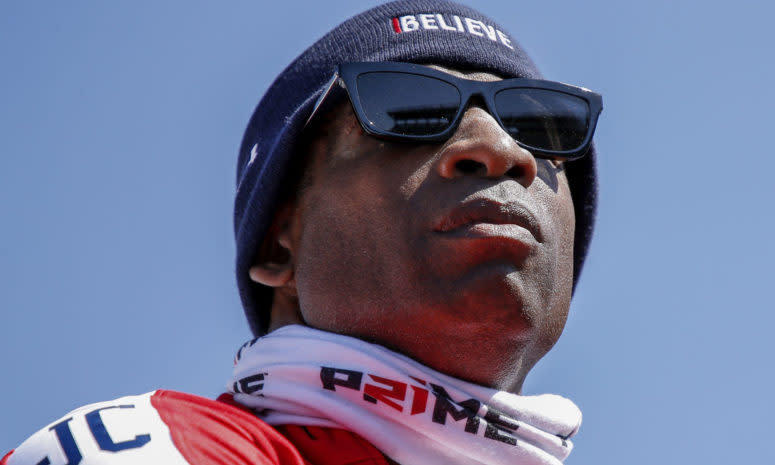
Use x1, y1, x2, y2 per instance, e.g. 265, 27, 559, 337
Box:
392, 17, 402, 33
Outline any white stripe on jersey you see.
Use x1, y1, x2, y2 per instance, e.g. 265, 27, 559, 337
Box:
7, 391, 191, 465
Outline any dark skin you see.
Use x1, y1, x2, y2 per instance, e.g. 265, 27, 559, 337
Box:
250, 66, 575, 394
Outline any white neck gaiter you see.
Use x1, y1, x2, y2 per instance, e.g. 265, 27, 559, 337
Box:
228, 325, 581, 465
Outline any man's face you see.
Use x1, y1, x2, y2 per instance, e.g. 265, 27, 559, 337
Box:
279, 66, 575, 392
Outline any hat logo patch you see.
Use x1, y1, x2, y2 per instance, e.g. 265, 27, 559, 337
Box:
249, 143, 259, 165
391, 14, 514, 50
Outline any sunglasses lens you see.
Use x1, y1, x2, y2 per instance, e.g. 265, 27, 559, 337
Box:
356, 72, 460, 136
494, 89, 590, 152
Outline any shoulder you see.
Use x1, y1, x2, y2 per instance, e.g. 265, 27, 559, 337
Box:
2, 390, 305, 465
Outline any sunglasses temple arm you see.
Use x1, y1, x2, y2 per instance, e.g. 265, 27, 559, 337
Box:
304, 73, 342, 129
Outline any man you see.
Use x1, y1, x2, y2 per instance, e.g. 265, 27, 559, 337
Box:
3, 1, 601, 464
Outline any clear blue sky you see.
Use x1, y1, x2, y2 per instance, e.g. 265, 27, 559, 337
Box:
2, 1, 774, 463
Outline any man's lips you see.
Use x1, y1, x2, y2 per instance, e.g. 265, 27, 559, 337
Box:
433, 198, 543, 243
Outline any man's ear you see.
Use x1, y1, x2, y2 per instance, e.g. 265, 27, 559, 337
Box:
249, 202, 297, 288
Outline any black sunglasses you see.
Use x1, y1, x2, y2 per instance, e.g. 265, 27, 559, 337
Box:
307, 62, 603, 161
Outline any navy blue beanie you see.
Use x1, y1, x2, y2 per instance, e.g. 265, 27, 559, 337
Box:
235, 0, 598, 336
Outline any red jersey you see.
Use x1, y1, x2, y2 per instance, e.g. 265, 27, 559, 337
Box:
2, 390, 390, 465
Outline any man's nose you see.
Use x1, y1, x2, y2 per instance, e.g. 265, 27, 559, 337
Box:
435, 106, 538, 188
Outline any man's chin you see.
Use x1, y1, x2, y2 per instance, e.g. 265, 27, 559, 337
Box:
439, 264, 533, 312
